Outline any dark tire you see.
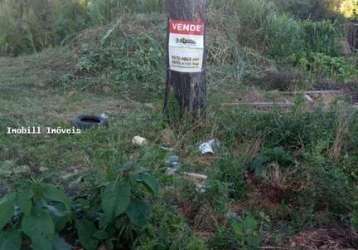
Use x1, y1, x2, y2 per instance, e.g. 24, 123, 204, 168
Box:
72, 115, 108, 130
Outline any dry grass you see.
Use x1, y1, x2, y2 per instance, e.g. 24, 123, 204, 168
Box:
288, 227, 358, 250
330, 109, 352, 161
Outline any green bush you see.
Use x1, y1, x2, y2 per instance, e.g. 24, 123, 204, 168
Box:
265, 14, 304, 57
0, 0, 164, 55
293, 52, 358, 80
0, 0, 88, 56
136, 203, 206, 250
0, 181, 72, 249
88, 0, 163, 24
54, 1, 90, 44
209, 215, 261, 250
301, 20, 341, 56
218, 107, 337, 152
236, 0, 278, 51
76, 31, 165, 96
273, 0, 343, 20
212, 156, 247, 200
296, 150, 355, 218
0, 162, 159, 249
265, 16, 340, 58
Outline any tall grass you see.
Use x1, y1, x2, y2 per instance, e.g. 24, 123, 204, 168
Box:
0, 0, 89, 55
0, 0, 343, 57
0, 0, 164, 56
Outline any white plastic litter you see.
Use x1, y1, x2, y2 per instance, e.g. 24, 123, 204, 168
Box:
132, 136, 148, 146
183, 172, 208, 193
199, 139, 220, 155
100, 113, 109, 119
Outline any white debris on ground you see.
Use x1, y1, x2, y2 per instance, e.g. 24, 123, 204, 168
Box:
199, 139, 220, 155
132, 136, 148, 146
183, 172, 208, 192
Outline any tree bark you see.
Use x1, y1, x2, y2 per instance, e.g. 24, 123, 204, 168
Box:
164, 0, 207, 120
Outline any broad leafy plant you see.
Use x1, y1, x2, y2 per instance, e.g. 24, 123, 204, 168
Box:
0, 181, 72, 250
0, 161, 159, 250
75, 162, 159, 250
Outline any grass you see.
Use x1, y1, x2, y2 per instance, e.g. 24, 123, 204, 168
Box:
0, 8, 357, 250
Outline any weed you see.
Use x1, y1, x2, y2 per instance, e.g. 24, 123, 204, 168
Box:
0, 181, 72, 249
211, 156, 247, 200
209, 215, 261, 250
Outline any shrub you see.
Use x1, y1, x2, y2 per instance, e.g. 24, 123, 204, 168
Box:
54, 1, 90, 44
76, 30, 165, 97
0, 181, 72, 249
88, 0, 163, 24
212, 156, 247, 200
0, 161, 159, 249
352, 198, 358, 230
236, 0, 278, 51
293, 52, 358, 80
298, 152, 354, 217
265, 14, 305, 57
136, 203, 206, 250
218, 107, 338, 153
301, 20, 341, 56
209, 215, 261, 250
265, 16, 341, 58
0, 0, 89, 56
273, 0, 343, 20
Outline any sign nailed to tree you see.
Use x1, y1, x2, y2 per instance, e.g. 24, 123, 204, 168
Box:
168, 19, 205, 73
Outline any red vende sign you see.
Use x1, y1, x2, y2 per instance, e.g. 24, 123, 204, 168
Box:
169, 19, 204, 36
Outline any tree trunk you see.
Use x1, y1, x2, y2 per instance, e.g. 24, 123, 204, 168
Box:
164, 0, 207, 120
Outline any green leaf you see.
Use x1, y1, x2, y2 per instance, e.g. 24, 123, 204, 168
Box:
101, 181, 131, 224
21, 208, 55, 250
137, 173, 159, 195
75, 219, 99, 250
15, 190, 33, 216
92, 230, 109, 240
0, 230, 22, 250
0, 194, 15, 229
44, 203, 71, 231
126, 199, 151, 227
52, 235, 72, 250
41, 184, 71, 210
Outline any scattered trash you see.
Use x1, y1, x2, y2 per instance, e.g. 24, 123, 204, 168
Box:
183, 172, 208, 192
199, 139, 220, 155
132, 136, 148, 146
72, 114, 109, 130
183, 172, 208, 182
165, 154, 181, 175
304, 94, 314, 103
100, 112, 109, 120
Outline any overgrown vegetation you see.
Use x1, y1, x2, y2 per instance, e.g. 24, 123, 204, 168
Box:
0, 0, 357, 249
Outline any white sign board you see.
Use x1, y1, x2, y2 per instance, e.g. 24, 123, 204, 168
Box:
168, 19, 205, 73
